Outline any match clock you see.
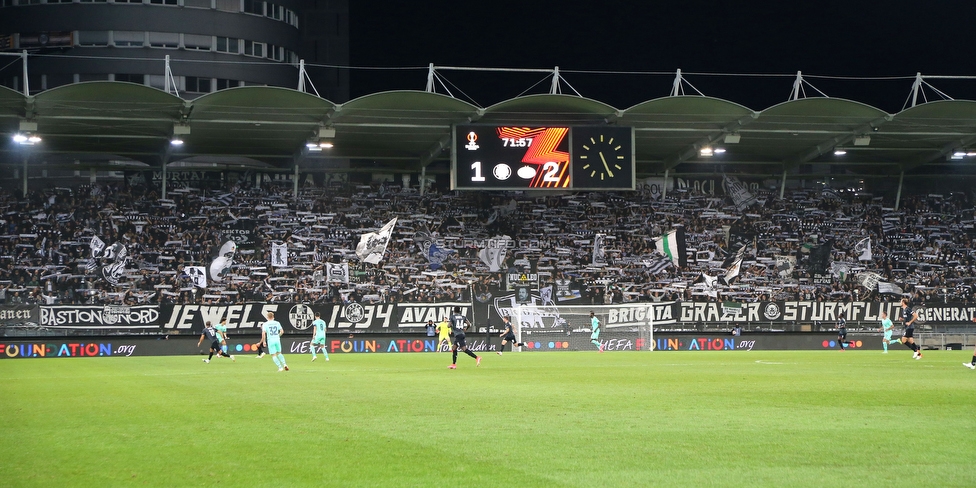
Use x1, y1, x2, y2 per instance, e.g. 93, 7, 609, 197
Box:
571, 126, 635, 190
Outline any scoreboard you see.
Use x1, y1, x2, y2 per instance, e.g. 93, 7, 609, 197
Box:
452, 125, 635, 191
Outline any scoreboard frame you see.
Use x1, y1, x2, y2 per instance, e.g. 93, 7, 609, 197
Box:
451, 124, 635, 191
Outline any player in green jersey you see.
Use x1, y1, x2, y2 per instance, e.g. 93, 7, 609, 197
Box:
879, 312, 895, 353
590, 311, 604, 353
214, 317, 235, 361
261, 311, 288, 372
310, 311, 329, 362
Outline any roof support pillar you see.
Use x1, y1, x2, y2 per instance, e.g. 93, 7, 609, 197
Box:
910, 72, 922, 108
21, 50, 28, 96
790, 71, 803, 101
420, 165, 426, 196
662, 169, 668, 200
894, 171, 904, 211
161, 162, 167, 200
779, 170, 787, 200
293, 163, 299, 199
22, 153, 28, 198
671, 69, 683, 96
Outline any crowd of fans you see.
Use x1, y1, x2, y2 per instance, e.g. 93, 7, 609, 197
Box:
0, 175, 973, 307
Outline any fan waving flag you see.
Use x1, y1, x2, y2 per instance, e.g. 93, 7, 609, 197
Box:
357, 217, 397, 265
723, 256, 743, 285
207, 239, 238, 283
655, 228, 687, 268
271, 242, 288, 267
325, 262, 350, 284
186, 266, 207, 288
855, 237, 872, 261
592, 233, 607, 266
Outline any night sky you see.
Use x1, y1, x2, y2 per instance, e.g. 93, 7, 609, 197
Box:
348, 1, 976, 113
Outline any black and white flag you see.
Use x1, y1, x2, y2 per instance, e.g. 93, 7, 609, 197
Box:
99, 242, 128, 286
271, 242, 288, 267
326, 262, 350, 284
855, 237, 872, 261
722, 174, 758, 211
723, 257, 743, 285
356, 217, 397, 265
478, 235, 511, 272
186, 266, 207, 288
774, 255, 795, 278
207, 239, 237, 284
540, 285, 554, 306
642, 255, 672, 275
877, 281, 903, 295
592, 233, 607, 267
855, 271, 882, 290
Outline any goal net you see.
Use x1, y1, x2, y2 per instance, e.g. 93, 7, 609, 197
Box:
509, 303, 655, 352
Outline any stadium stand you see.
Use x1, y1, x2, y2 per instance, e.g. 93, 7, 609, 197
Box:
0, 177, 971, 309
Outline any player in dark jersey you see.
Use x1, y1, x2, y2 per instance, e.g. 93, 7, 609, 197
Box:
895, 298, 922, 360
197, 321, 231, 363
496, 315, 524, 355
836, 317, 847, 351
448, 307, 481, 369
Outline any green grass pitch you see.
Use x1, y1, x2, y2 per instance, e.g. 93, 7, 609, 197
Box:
4, 349, 976, 487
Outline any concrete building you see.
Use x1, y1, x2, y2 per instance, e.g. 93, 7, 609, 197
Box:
0, 0, 348, 101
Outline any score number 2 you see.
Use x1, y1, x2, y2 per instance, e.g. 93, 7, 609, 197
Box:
540, 162, 560, 183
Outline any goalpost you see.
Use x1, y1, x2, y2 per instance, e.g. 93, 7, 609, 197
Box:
510, 303, 655, 351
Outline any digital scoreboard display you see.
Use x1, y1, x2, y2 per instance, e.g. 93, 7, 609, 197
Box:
452, 125, 635, 191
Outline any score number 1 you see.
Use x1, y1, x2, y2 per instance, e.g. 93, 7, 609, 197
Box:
470, 161, 486, 182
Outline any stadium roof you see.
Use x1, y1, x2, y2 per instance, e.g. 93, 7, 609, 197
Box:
2, 81, 976, 180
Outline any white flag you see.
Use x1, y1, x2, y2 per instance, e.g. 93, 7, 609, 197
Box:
855, 271, 882, 290
723, 257, 743, 284
774, 255, 796, 278
271, 242, 288, 267
356, 217, 397, 265
540, 285, 554, 305
478, 235, 511, 272
855, 237, 872, 261
208, 239, 237, 284
186, 266, 207, 289
592, 233, 607, 266
90, 236, 106, 258
326, 262, 350, 284
699, 272, 718, 289
877, 281, 903, 295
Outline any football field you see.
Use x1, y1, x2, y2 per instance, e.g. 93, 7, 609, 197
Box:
3, 349, 976, 487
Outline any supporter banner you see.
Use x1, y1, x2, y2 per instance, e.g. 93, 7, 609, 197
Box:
161, 303, 293, 331
58, 300, 976, 335
221, 219, 259, 248
0, 305, 39, 326
39, 305, 160, 328
160, 302, 467, 334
